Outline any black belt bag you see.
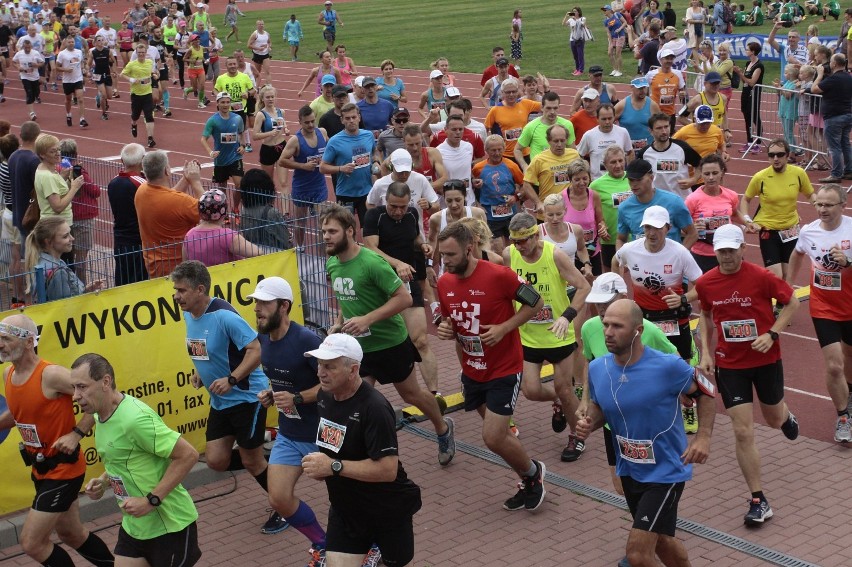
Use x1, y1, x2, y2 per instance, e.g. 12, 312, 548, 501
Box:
20, 444, 81, 475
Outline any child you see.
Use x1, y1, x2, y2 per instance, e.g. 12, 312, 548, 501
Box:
805, 24, 820, 62
510, 22, 522, 63
776, 65, 799, 153
795, 65, 821, 163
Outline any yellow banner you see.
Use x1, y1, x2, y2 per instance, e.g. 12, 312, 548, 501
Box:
0, 252, 302, 515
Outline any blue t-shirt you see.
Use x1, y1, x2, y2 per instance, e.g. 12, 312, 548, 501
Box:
258, 322, 322, 442
202, 112, 245, 167
375, 77, 405, 110
357, 98, 395, 132
322, 129, 376, 198
184, 298, 266, 410
588, 347, 694, 483
604, 14, 626, 38
617, 189, 693, 242
476, 161, 520, 218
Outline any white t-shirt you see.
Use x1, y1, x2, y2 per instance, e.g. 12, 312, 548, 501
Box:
615, 238, 703, 311
367, 171, 439, 215
637, 140, 696, 199
576, 124, 633, 180
16, 33, 43, 53
13, 49, 45, 81
56, 48, 84, 83
95, 27, 117, 49
436, 140, 476, 205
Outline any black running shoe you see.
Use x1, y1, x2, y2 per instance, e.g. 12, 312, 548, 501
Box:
260, 510, 290, 534
131, 124, 138, 138
147, 137, 156, 148
66, 115, 72, 127
781, 411, 799, 440
80, 118, 88, 128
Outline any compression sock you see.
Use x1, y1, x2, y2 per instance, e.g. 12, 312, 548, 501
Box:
198, 88, 205, 104
523, 460, 537, 478
163, 90, 170, 110
253, 466, 268, 491
41, 544, 75, 567
751, 491, 765, 502
226, 448, 244, 471
286, 500, 326, 546
74, 532, 114, 566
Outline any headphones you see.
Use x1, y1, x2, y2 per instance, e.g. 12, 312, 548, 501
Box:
633, 330, 639, 339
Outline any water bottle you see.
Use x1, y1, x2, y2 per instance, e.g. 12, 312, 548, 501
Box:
697, 213, 706, 239
35, 453, 45, 463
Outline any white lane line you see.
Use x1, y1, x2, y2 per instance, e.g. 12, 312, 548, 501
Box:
171, 162, 214, 172
784, 386, 831, 401
781, 330, 818, 342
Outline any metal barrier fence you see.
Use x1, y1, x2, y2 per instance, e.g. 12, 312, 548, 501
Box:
0, 155, 337, 332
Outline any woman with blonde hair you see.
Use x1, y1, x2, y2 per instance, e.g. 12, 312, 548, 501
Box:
540, 193, 594, 280
431, 57, 455, 87
34, 135, 83, 257
253, 84, 289, 188
457, 217, 502, 264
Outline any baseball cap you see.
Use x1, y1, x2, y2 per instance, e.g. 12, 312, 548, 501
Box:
248, 277, 294, 302
189, 33, 199, 41
392, 107, 410, 118
704, 71, 722, 83
713, 223, 745, 250
215, 91, 231, 101
196, 2, 204, 7
658, 48, 675, 59
321, 73, 336, 86
331, 84, 351, 97
305, 333, 363, 363
581, 88, 600, 100
361, 76, 377, 87
589, 65, 604, 75
625, 158, 653, 179
198, 189, 228, 221
694, 104, 714, 124
496, 57, 509, 66
84, 8, 93, 14
586, 273, 628, 304
179, 20, 187, 27
640, 205, 671, 228
324, 0, 332, 4
602, 4, 613, 10
429, 69, 444, 79
445, 86, 461, 97
390, 148, 412, 172
353, 75, 365, 87
630, 76, 649, 88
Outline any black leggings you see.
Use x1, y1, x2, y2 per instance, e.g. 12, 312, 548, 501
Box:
176, 52, 186, 88
741, 87, 762, 143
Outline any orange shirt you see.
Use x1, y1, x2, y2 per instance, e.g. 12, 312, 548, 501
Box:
6, 360, 86, 480
134, 182, 200, 278
569, 110, 599, 145
65, 2, 80, 18
484, 99, 542, 157
647, 68, 685, 116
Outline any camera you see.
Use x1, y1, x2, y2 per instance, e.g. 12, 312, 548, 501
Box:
72, 164, 83, 178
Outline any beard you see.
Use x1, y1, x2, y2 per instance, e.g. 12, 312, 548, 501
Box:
325, 237, 348, 257
445, 255, 470, 275
257, 309, 282, 335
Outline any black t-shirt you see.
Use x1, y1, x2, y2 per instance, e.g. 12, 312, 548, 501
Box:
813, 71, 852, 120
318, 108, 365, 139
362, 206, 422, 269
107, 172, 144, 247
316, 381, 421, 522
639, 39, 660, 75
7, 149, 41, 230
663, 8, 677, 27
742, 60, 764, 93
0, 26, 12, 54
91, 46, 111, 74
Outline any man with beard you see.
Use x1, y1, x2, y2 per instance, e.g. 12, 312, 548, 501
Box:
636, 113, 703, 199
249, 277, 328, 567
321, 204, 456, 466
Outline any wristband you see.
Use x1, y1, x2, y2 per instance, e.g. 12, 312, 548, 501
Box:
742, 215, 752, 223
426, 259, 434, 267
72, 426, 86, 437
561, 307, 578, 322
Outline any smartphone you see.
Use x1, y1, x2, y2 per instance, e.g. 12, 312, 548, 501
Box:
72, 164, 83, 178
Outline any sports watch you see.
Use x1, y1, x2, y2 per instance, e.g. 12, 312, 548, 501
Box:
146, 492, 162, 507
331, 460, 343, 477
227, 375, 239, 386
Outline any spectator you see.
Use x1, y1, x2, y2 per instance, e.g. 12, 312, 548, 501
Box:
602, 4, 628, 77
107, 143, 148, 286
684, 0, 705, 50
733, 41, 765, 153
34, 135, 81, 266
59, 138, 99, 281
563, 7, 588, 76
182, 188, 267, 265
8, 121, 41, 241
239, 168, 291, 250
663, 1, 678, 27
808, 53, 852, 182
0, 134, 26, 305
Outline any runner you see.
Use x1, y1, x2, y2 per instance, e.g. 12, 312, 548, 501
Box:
247, 20, 271, 86
213, 56, 256, 152
11, 38, 44, 121
55, 35, 88, 128
201, 91, 245, 200
590, 146, 630, 270
252, 85, 289, 189
87, 35, 114, 120
120, 43, 158, 148
472, 135, 525, 254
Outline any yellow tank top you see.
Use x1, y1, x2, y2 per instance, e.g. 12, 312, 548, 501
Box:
510, 240, 575, 348
700, 91, 726, 128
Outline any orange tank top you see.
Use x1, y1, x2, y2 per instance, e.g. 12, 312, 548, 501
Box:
5, 359, 86, 480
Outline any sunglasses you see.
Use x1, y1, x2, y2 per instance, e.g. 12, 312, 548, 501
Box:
443, 181, 466, 190
393, 117, 409, 124
767, 151, 787, 158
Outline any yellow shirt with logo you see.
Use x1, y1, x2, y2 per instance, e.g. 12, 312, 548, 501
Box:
523, 148, 582, 203
745, 164, 814, 230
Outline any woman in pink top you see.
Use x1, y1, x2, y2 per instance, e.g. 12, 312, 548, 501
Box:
182, 189, 266, 266
560, 159, 608, 276
296, 50, 342, 98
332, 44, 356, 86
684, 154, 746, 272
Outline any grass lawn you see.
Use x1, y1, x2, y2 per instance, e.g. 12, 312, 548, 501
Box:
226, 0, 844, 84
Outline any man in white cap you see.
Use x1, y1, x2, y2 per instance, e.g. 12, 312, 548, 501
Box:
368, 148, 439, 216
694, 223, 800, 526
318, 0, 344, 51
645, 47, 686, 134
302, 333, 421, 567
248, 277, 328, 567
569, 87, 600, 145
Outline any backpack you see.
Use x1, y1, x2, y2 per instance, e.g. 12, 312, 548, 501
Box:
722, 1, 735, 24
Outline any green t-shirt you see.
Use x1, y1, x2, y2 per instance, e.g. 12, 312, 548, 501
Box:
214, 72, 254, 112
735, 11, 747, 25
326, 247, 408, 353
589, 173, 630, 246
121, 59, 155, 97
581, 316, 677, 360
517, 117, 577, 161
95, 395, 198, 540
163, 24, 177, 46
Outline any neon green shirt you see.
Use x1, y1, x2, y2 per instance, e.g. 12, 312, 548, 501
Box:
589, 172, 630, 246
163, 23, 177, 46
581, 316, 677, 360
517, 117, 576, 161
121, 59, 154, 96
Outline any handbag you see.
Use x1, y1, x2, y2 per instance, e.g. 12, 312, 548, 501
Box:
21, 188, 40, 232
583, 25, 594, 42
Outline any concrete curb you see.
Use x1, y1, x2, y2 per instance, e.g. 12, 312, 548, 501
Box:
0, 463, 231, 550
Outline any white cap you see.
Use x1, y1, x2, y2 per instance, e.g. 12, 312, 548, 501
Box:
586, 273, 629, 303
305, 333, 363, 362
215, 91, 231, 101
445, 86, 461, 97
196, 2, 204, 7
429, 69, 444, 80
658, 48, 675, 59
581, 88, 600, 100
640, 205, 671, 228
248, 277, 294, 302
353, 75, 365, 87
713, 223, 745, 250
84, 8, 93, 14
390, 148, 412, 172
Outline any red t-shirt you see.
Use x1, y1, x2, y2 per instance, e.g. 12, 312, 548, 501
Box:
480, 63, 520, 86
695, 261, 794, 369
438, 260, 525, 382
430, 128, 485, 159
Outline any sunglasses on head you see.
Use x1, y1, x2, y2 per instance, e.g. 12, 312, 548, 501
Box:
443, 180, 466, 190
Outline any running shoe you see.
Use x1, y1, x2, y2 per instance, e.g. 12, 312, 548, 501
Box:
244, 143, 253, 153
612, 70, 623, 77
739, 144, 752, 153
306, 545, 326, 567
72, 96, 78, 104
437, 417, 455, 466
682, 405, 698, 434
52, 83, 58, 91
147, 137, 156, 148
551, 401, 567, 433
509, 417, 520, 438
260, 510, 290, 534
163, 110, 172, 117
834, 415, 851, 443
197, 102, 206, 108
36, 97, 41, 104
101, 113, 108, 120
503, 460, 547, 511
435, 393, 447, 415
560, 434, 585, 462
749, 145, 761, 154
112, 92, 120, 98
609, 70, 616, 76
66, 115, 72, 127
183, 87, 191, 99
361, 545, 381, 567
80, 118, 88, 128
744, 498, 773, 525
30, 112, 37, 121
0, 96, 5, 103
131, 124, 138, 138
618, 556, 633, 567
781, 411, 799, 440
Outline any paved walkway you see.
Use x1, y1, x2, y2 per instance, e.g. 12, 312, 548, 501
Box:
0, 334, 846, 567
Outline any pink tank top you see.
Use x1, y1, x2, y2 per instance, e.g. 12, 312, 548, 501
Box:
562, 188, 599, 255
333, 58, 352, 86
183, 226, 240, 266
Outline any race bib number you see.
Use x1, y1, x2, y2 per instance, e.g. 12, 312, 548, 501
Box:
139, 78, 150, 85
529, 304, 554, 324
108, 474, 130, 501
342, 317, 370, 337
814, 269, 841, 291
220, 132, 238, 144
279, 404, 302, 419
721, 319, 758, 342
653, 319, 680, 336
660, 95, 674, 106
504, 128, 522, 141
352, 152, 370, 168
554, 171, 570, 185
491, 203, 513, 218
778, 224, 800, 243
583, 228, 596, 246
432, 101, 445, 110
316, 418, 346, 453
272, 117, 285, 130
631, 139, 647, 150
616, 435, 656, 464
16, 423, 42, 448
90, 73, 101, 81
230, 101, 244, 112
458, 334, 484, 356
703, 215, 730, 234
612, 192, 631, 207
186, 338, 209, 360
307, 154, 322, 166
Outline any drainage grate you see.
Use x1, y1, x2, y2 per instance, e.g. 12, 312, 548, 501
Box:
404, 424, 822, 567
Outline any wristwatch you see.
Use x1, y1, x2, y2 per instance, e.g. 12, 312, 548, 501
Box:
292, 392, 304, 405
768, 330, 779, 342
331, 460, 343, 477
227, 375, 239, 386
146, 492, 162, 507
681, 295, 689, 307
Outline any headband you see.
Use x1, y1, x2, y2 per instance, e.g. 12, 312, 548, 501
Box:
0, 322, 40, 346
509, 225, 538, 241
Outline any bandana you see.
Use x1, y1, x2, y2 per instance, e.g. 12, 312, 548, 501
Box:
0, 323, 39, 346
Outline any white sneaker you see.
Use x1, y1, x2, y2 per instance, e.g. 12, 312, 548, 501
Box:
609, 70, 616, 76
835, 415, 852, 443
613, 70, 623, 77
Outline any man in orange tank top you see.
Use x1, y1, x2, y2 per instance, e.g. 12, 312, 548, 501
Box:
0, 314, 115, 567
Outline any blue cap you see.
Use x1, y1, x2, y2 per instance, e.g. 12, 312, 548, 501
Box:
694, 105, 714, 124
630, 77, 649, 88
704, 71, 722, 83
321, 74, 336, 86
